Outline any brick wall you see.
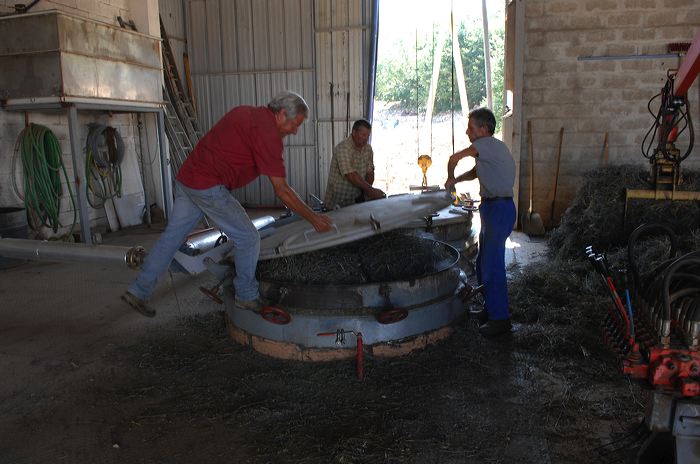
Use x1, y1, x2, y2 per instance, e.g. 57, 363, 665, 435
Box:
521, 0, 700, 226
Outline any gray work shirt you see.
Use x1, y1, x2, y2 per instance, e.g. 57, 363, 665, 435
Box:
472, 136, 516, 198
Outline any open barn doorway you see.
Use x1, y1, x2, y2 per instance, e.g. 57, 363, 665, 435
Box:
371, 0, 506, 201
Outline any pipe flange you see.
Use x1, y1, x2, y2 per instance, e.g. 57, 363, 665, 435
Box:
126, 246, 147, 269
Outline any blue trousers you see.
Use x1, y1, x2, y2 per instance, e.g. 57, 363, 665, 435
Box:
476, 198, 516, 321
129, 181, 261, 301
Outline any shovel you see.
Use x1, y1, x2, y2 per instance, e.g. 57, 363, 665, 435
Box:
521, 121, 545, 236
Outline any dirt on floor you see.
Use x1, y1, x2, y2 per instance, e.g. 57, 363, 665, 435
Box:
7, 162, 687, 463
0, 298, 646, 464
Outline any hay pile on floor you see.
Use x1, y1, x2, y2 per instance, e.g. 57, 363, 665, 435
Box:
510, 231, 700, 358
548, 164, 700, 261
256, 231, 456, 284
512, 163, 700, 359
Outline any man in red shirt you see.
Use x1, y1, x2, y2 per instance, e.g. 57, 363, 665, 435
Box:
122, 91, 333, 317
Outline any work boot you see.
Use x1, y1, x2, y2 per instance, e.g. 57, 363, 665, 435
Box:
478, 318, 512, 336
121, 291, 156, 318
233, 296, 268, 313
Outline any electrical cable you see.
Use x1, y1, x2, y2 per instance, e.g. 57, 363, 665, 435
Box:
17, 123, 76, 237
641, 91, 662, 160
0, 0, 40, 16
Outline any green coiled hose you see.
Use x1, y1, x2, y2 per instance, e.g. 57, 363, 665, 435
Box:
18, 123, 76, 236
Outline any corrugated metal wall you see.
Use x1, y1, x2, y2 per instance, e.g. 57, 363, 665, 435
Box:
160, 0, 188, 89
182, 0, 373, 206
315, 0, 372, 207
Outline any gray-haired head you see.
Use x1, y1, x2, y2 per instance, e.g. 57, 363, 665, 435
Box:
468, 107, 496, 135
267, 91, 309, 119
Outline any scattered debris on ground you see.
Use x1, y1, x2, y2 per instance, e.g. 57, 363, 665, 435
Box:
4, 164, 700, 463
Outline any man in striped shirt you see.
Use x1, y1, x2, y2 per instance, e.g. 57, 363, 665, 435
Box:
324, 119, 385, 209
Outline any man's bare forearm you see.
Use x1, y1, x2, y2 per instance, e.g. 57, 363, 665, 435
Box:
274, 182, 317, 222
268, 176, 332, 231
447, 146, 477, 180
455, 168, 477, 183
346, 171, 375, 193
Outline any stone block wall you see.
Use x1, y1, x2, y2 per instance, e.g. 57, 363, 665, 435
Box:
521, 0, 700, 226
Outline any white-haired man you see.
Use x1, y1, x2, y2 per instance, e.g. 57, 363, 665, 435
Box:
122, 91, 333, 317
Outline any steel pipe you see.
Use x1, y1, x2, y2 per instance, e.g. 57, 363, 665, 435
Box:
0, 237, 146, 269
181, 216, 277, 256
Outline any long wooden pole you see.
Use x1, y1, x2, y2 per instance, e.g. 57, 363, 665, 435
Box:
422, 26, 444, 155
481, 0, 492, 109
451, 7, 469, 118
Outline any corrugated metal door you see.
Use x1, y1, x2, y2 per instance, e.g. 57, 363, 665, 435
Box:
315, 0, 373, 205
184, 0, 372, 206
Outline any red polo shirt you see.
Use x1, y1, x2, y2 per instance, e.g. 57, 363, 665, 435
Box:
176, 106, 286, 190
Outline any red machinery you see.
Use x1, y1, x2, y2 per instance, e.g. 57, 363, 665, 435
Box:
589, 223, 700, 463
597, 38, 700, 462
626, 28, 700, 209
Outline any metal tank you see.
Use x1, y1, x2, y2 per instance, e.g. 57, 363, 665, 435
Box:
398, 204, 477, 262
223, 192, 471, 361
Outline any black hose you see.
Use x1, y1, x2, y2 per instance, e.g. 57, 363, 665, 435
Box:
85, 124, 125, 208
661, 253, 700, 321
641, 74, 695, 163
627, 223, 678, 294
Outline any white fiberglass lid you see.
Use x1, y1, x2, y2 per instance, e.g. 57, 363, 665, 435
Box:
258, 190, 454, 260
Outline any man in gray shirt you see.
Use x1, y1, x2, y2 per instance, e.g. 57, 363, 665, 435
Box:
445, 107, 516, 336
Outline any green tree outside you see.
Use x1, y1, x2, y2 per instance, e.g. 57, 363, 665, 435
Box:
375, 19, 505, 132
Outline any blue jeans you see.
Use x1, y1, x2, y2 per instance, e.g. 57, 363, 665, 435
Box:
476, 198, 516, 321
129, 181, 261, 301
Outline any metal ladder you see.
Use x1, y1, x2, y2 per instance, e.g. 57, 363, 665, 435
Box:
162, 94, 192, 173
160, 17, 214, 228
160, 16, 200, 172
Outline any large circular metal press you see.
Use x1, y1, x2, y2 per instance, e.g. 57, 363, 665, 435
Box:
224, 192, 471, 361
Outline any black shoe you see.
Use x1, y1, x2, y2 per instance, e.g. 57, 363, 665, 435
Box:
121, 291, 156, 318
471, 310, 489, 325
478, 318, 512, 336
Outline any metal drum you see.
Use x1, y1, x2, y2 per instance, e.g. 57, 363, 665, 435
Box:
398, 205, 477, 263
224, 235, 468, 361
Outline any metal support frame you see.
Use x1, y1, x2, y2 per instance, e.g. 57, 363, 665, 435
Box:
643, 392, 700, 463
674, 28, 700, 96
624, 188, 700, 228
156, 108, 173, 218
1, 96, 170, 244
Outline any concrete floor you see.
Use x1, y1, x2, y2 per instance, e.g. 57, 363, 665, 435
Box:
0, 209, 546, 401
